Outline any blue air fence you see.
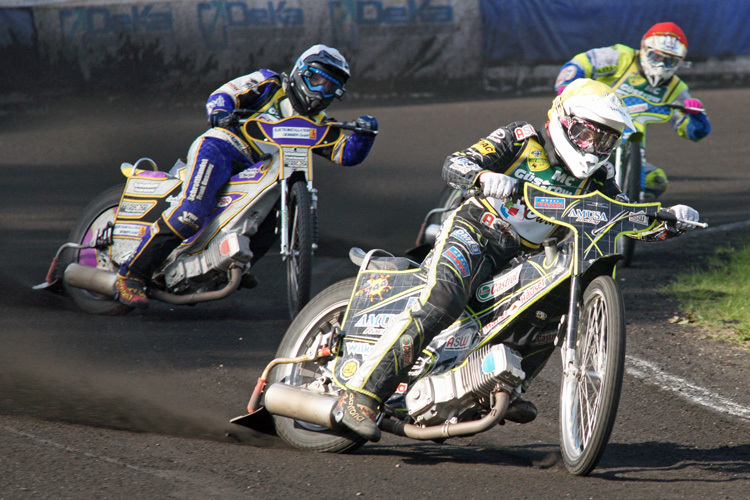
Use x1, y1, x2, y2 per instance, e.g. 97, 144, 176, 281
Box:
2, 0, 750, 96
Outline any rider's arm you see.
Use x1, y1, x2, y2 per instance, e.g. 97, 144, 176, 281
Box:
205, 70, 282, 126
315, 115, 378, 166
443, 122, 532, 189
554, 45, 627, 94
670, 89, 711, 141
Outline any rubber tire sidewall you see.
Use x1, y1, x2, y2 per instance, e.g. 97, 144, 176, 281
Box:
285, 179, 313, 319
61, 184, 133, 316
560, 275, 626, 475
271, 278, 365, 453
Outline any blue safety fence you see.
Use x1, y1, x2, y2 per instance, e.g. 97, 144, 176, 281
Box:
479, 0, 750, 63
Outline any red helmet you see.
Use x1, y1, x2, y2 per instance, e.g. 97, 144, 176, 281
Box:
640, 22, 688, 87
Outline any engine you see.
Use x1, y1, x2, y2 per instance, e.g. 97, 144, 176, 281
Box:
162, 232, 252, 292
405, 343, 525, 426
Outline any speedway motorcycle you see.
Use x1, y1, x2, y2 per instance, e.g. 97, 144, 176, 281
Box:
35, 114, 374, 319
231, 183, 705, 476
613, 101, 705, 266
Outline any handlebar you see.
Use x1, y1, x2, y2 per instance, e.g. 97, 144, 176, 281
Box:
230, 109, 377, 135
665, 102, 706, 115
645, 209, 708, 229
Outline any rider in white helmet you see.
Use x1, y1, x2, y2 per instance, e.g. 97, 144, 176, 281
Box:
554, 22, 711, 201
332, 79, 700, 442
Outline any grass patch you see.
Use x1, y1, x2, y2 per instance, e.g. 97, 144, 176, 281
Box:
663, 239, 750, 349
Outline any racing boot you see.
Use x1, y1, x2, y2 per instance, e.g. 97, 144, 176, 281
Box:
333, 390, 381, 442
115, 218, 183, 308
503, 397, 538, 424
113, 276, 149, 309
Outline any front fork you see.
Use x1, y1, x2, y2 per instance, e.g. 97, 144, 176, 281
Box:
278, 178, 318, 260
561, 274, 581, 376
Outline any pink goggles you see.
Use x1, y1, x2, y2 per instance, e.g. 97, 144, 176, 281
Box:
561, 116, 621, 156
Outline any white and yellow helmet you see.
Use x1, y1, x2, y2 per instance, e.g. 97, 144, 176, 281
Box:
548, 79, 635, 179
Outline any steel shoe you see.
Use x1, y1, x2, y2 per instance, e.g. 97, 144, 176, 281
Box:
113, 276, 149, 309
504, 397, 537, 424
333, 390, 381, 442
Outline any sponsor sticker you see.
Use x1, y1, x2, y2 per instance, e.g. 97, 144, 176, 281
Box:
476, 266, 522, 302
340, 360, 359, 379
514, 124, 536, 141
568, 208, 607, 225
273, 127, 316, 140
443, 246, 470, 277
450, 228, 480, 254
627, 212, 649, 226
534, 197, 566, 209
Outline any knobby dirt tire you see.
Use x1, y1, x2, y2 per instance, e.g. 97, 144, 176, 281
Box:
285, 179, 313, 319
620, 141, 641, 267
271, 278, 365, 453
559, 275, 626, 475
60, 184, 133, 316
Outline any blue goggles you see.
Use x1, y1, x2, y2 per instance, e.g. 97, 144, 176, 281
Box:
302, 64, 345, 99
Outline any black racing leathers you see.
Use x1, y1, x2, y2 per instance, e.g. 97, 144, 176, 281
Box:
346, 122, 621, 404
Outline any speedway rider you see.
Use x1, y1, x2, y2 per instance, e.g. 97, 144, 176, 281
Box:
114, 45, 378, 308
334, 79, 700, 442
554, 22, 711, 201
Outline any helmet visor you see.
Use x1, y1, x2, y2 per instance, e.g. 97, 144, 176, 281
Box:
303, 65, 345, 98
644, 48, 682, 70
563, 117, 621, 156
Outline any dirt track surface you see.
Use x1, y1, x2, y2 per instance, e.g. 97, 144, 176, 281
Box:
1, 88, 749, 499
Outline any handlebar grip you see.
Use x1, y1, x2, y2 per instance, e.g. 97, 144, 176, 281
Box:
511, 180, 525, 202
647, 209, 677, 224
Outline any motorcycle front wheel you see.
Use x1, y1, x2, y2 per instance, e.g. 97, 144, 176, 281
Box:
559, 275, 625, 475
60, 184, 133, 316
285, 179, 314, 319
270, 278, 365, 453
620, 141, 642, 267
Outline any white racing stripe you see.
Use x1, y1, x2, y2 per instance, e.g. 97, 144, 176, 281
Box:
626, 355, 750, 421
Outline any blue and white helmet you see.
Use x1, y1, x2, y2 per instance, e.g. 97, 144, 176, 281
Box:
288, 44, 350, 116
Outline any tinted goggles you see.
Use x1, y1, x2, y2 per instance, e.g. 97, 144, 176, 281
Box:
563, 117, 621, 156
302, 65, 345, 98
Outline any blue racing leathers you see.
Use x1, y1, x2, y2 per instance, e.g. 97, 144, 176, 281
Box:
118, 69, 375, 284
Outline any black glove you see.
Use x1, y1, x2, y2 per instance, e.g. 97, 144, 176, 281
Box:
209, 109, 238, 129
355, 115, 378, 134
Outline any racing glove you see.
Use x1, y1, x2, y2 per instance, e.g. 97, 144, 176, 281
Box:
668, 204, 700, 231
682, 99, 704, 115
355, 115, 378, 134
209, 109, 238, 129
479, 172, 516, 201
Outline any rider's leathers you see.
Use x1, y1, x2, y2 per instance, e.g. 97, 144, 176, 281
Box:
118, 69, 375, 284
346, 122, 621, 404
554, 44, 711, 199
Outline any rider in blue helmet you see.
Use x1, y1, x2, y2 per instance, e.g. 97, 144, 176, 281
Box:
113, 45, 379, 308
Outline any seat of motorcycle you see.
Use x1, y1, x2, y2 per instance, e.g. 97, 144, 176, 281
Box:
348, 247, 419, 271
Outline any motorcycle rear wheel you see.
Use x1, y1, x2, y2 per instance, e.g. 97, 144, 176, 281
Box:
271, 278, 365, 453
559, 275, 625, 475
60, 184, 133, 316
285, 179, 314, 319
619, 141, 641, 267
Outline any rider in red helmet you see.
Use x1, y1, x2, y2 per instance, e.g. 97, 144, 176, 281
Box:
554, 22, 711, 201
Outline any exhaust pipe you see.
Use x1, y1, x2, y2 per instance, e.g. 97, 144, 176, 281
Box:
263, 383, 338, 428
64, 263, 117, 296
263, 383, 511, 441
63, 264, 242, 304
